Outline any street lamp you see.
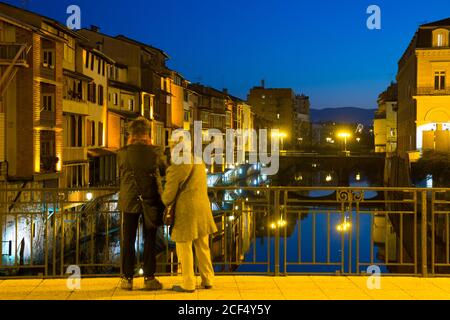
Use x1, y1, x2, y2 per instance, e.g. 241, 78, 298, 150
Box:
337, 132, 351, 152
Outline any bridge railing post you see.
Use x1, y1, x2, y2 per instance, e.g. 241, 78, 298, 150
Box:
421, 190, 428, 277
274, 189, 280, 276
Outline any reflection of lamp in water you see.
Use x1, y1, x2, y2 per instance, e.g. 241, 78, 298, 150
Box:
270, 220, 287, 229
337, 216, 351, 232
277, 220, 287, 227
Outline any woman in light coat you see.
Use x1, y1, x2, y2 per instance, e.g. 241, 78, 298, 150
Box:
162, 161, 217, 292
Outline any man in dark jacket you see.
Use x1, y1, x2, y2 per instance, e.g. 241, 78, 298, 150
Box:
118, 117, 167, 290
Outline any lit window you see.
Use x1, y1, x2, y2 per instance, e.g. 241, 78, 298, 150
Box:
128, 99, 134, 111
437, 33, 444, 47
434, 71, 446, 90
43, 50, 54, 68
42, 94, 54, 111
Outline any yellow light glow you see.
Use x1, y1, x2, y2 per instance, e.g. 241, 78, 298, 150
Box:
337, 132, 351, 138
356, 173, 361, 181
86, 192, 93, 201
326, 174, 332, 182
277, 220, 287, 227
270, 223, 277, 229
337, 218, 352, 232
271, 132, 287, 138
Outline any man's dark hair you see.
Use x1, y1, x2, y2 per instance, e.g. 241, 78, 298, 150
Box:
128, 117, 151, 137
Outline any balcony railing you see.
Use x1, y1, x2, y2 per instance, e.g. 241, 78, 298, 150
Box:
415, 87, 450, 96
63, 147, 88, 163
0, 43, 28, 65
0, 186, 449, 278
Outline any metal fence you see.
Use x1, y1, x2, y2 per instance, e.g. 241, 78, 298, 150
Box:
0, 186, 449, 278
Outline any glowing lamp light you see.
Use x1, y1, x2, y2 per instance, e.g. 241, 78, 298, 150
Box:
234, 206, 239, 210
356, 173, 361, 181
228, 215, 235, 221
277, 220, 287, 227
270, 223, 277, 229
337, 132, 351, 139
138, 268, 144, 275
326, 174, 332, 182
86, 192, 93, 201
337, 217, 352, 232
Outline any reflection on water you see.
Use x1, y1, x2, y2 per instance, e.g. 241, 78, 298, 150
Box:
210, 162, 403, 274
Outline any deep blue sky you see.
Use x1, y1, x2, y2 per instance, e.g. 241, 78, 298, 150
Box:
6, 0, 450, 108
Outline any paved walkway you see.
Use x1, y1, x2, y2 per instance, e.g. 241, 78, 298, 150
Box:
0, 276, 450, 300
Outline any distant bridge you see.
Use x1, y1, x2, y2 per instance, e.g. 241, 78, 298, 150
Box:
277, 152, 386, 186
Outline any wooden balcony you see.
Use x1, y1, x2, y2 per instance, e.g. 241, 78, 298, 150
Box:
63, 147, 88, 163
0, 43, 28, 67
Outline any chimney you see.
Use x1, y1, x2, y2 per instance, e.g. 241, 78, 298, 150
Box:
223, 88, 228, 95
96, 41, 103, 51
261, 79, 265, 88
90, 25, 100, 32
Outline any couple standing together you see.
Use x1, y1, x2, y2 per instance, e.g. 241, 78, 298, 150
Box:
117, 117, 217, 292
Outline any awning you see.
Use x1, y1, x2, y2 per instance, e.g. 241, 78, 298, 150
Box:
63, 69, 93, 82
108, 79, 141, 92
108, 108, 140, 119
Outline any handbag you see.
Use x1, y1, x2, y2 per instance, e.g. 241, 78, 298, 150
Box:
126, 151, 163, 228
163, 166, 195, 226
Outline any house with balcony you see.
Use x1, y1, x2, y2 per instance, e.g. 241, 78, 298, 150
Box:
78, 28, 169, 149
397, 18, 450, 161
79, 42, 116, 186
106, 62, 141, 150
0, 3, 87, 189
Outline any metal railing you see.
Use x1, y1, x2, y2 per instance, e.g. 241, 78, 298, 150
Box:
0, 186, 449, 278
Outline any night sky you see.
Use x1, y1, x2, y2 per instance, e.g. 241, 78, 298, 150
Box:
5, 0, 450, 108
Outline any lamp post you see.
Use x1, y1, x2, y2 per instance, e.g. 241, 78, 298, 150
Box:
337, 132, 351, 152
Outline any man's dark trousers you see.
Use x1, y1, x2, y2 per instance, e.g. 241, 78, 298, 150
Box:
122, 210, 158, 278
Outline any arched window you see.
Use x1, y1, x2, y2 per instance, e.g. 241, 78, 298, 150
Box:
432, 28, 449, 47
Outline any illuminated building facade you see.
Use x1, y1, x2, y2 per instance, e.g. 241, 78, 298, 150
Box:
397, 18, 450, 161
